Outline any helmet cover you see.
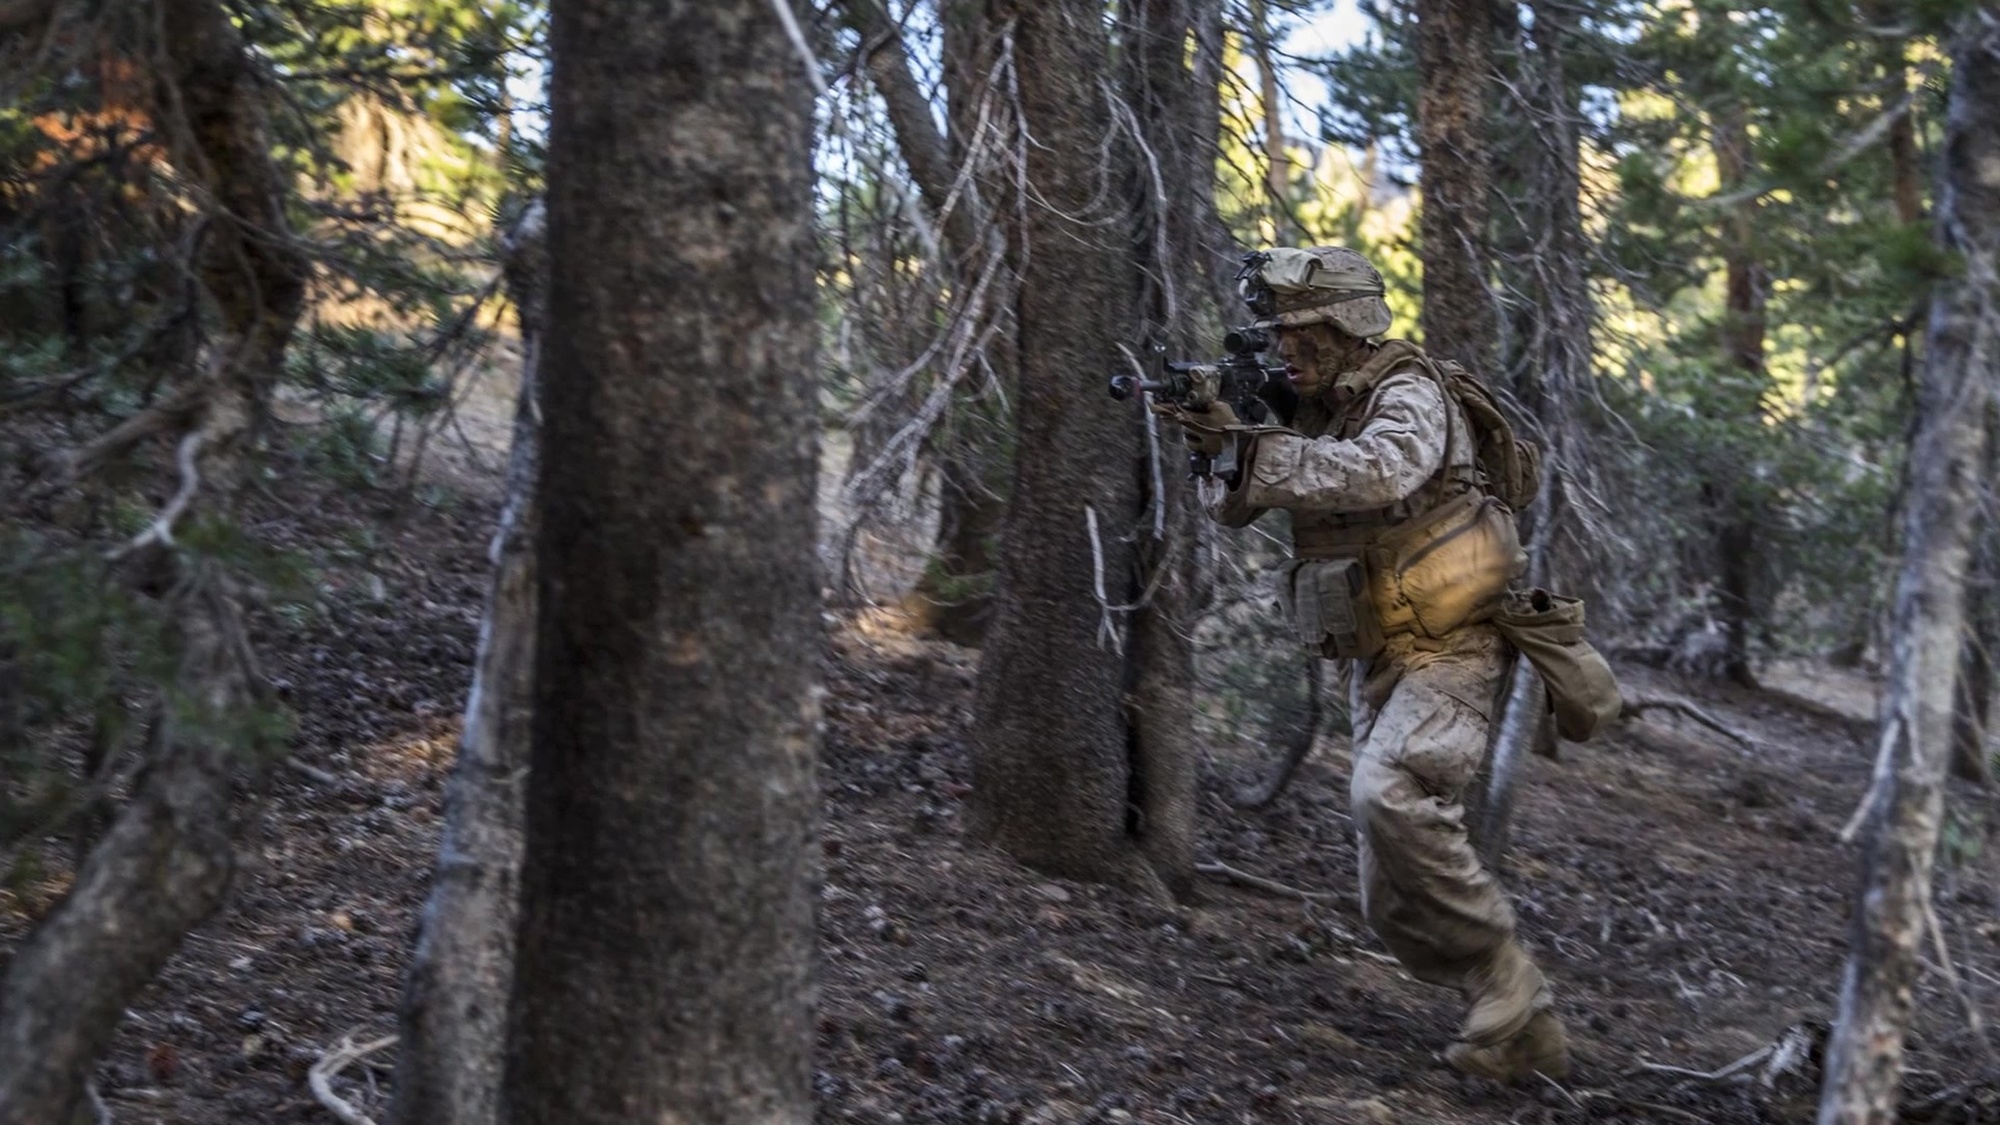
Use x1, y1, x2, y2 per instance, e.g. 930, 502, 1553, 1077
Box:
1237, 246, 1393, 337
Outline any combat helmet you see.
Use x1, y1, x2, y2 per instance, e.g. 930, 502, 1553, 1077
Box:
1237, 246, 1392, 338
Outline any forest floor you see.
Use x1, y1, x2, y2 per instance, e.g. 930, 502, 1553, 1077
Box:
8, 445, 2000, 1125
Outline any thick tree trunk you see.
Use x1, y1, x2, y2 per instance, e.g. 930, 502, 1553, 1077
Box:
500, 2, 819, 1121
1126, 0, 1226, 898
0, 570, 262, 1125
389, 203, 545, 1125
1818, 16, 2000, 1121
970, 0, 1195, 898
1414, 0, 1498, 371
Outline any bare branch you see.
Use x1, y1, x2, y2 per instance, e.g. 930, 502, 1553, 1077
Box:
309, 1034, 398, 1125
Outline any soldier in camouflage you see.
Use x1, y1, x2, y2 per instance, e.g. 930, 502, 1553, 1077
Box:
1163, 246, 1570, 1084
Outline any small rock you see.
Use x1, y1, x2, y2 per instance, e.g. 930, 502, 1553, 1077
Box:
1301, 1023, 1359, 1052
1349, 1097, 1396, 1124
872, 990, 913, 1022
1033, 882, 1072, 904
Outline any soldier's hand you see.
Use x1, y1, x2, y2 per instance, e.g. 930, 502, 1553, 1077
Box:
1160, 401, 1239, 457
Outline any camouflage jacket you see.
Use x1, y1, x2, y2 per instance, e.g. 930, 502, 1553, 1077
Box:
1198, 340, 1480, 538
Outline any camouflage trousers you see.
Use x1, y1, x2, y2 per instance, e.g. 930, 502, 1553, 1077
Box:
1346, 624, 1552, 1047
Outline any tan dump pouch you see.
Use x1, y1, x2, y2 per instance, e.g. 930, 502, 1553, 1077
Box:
1375, 492, 1527, 639
1281, 557, 1385, 660
1491, 587, 1623, 742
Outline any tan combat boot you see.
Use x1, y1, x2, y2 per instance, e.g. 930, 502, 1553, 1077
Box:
1460, 944, 1547, 1046
1445, 1010, 1572, 1084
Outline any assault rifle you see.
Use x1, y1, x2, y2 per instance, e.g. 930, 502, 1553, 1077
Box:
1107, 327, 1295, 479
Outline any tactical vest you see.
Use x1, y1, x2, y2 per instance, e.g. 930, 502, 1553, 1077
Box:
1280, 341, 1527, 658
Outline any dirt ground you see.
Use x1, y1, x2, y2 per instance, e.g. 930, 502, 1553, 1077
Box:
9, 453, 2000, 1125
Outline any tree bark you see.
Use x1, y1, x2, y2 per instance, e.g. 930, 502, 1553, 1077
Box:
1951, 521, 1996, 786
0, 570, 264, 1125
1950, 401, 1997, 787
389, 202, 545, 1125
1462, 0, 1590, 860
969, 0, 1202, 898
1710, 107, 1767, 690
500, 1, 819, 1121
838, 0, 983, 268
0, 0, 305, 1117
1250, 0, 1292, 241
1414, 0, 1498, 372
839, 0, 1011, 644
1125, 0, 1227, 897
1818, 15, 2000, 1121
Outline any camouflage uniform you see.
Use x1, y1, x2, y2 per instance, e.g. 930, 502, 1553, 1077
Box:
1194, 247, 1565, 1079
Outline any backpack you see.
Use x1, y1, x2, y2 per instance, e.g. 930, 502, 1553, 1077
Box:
1426, 357, 1544, 512
1330, 339, 1545, 512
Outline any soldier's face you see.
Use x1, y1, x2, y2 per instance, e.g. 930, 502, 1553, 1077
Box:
1274, 327, 1328, 395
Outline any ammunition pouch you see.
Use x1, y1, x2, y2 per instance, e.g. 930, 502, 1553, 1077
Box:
1279, 556, 1385, 660
1491, 587, 1623, 742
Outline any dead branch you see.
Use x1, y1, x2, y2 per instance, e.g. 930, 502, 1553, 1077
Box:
1620, 693, 1758, 750
1195, 860, 1332, 901
1633, 1043, 1773, 1083
109, 431, 207, 559
1921, 881, 1997, 1064
27, 380, 212, 501
282, 757, 340, 786
309, 1034, 398, 1125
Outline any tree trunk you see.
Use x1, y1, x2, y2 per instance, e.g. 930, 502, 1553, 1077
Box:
1125, 0, 1227, 897
1414, 0, 1498, 372
0, 0, 305, 1116
841, 0, 1011, 644
1250, 0, 1292, 241
838, 0, 983, 267
1709, 108, 1767, 689
500, 1, 819, 1120
1952, 519, 1996, 786
1950, 402, 1997, 787
969, 0, 1196, 898
389, 203, 546, 1125
1817, 16, 2000, 1121
0, 569, 264, 1125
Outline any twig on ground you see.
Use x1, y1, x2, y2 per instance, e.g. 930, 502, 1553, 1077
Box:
283, 757, 340, 786
1606, 1097, 1710, 1124
1632, 1043, 1772, 1082
308, 1033, 397, 1125
1537, 1073, 1584, 1109
1621, 694, 1757, 751
1195, 860, 1331, 901
1921, 882, 1997, 1064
